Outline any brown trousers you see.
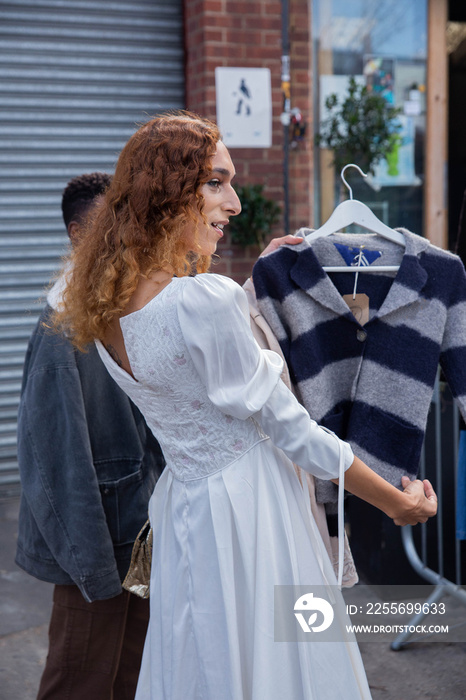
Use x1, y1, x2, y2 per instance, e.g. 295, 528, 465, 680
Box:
37, 585, 149, 700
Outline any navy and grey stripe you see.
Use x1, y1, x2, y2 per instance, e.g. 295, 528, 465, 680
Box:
253, 229, 466, 503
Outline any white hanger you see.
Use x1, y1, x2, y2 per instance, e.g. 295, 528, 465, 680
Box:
306, 164, 404, 274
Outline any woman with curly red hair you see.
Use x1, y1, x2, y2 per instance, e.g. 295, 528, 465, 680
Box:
55, 113, 220, 350
53, 111, 436, 699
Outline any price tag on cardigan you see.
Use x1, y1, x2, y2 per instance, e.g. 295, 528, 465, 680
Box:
343, 293, 369, 326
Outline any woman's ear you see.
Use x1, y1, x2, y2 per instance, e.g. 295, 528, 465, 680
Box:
67, 220, 81, 246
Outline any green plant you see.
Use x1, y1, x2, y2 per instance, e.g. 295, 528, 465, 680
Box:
315, 76, 402, 178
229, 184, 281, 247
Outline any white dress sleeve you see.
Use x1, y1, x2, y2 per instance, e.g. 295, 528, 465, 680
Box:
177, 274, 354, 481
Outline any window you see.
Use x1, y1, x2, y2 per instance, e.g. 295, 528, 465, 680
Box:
312, 0, 428, 236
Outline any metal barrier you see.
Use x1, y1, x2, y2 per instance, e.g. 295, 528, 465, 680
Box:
391, 372, 466, 649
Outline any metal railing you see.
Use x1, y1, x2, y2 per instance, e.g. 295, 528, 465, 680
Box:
391, 372, 466, 649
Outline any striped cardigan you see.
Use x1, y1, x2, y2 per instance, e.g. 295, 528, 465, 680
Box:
252, 229, 466, 504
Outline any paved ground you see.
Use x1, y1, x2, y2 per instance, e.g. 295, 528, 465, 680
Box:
0, 498, 51, 700
1, 496, 465, 700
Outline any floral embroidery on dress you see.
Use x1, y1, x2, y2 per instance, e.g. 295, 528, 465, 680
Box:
114, 277, 267, 481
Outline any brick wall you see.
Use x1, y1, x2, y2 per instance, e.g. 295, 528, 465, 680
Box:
184, 0, 313, 283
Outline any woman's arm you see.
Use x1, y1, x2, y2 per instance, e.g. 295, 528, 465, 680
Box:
334, 455, 437, 526
178, 276, 437, 528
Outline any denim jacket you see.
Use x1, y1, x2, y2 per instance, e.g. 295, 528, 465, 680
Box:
15, 299, 165, 602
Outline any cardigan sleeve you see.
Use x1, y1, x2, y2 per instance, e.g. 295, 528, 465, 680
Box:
252, 247, 298, 365
439, 256, 466, 419
242, 276, 294, 391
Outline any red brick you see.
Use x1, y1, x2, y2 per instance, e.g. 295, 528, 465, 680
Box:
205, 14, 243, 28
203, 28, 224, 42
245, 15, 281, 31
265, 1, 282, 14
224, 29, 267, 45
292, 58, 311, 72
247, 161, 278, 177
262, 174, 283, 189
225, 1, 260, 15
203, 0, 224, 11
241, 46, 280, 60
205, 44, 247, 58
290, 27, 310, 42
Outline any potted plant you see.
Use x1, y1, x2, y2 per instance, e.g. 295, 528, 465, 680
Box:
229, 183, 281, 248
315, 76, 402, 191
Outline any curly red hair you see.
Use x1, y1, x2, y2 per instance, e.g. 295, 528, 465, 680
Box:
53, 111, 221, 348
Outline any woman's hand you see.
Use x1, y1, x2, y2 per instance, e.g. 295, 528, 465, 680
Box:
391, 477, 438, 526
259, 234, 302, 257
336, 456, 438, 527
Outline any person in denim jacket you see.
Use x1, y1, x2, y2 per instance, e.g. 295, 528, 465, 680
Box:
15, 173, 165, 700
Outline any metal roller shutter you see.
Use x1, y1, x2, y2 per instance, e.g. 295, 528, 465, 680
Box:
0, 0, 185, 496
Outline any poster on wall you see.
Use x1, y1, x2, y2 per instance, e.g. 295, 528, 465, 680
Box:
215, 67, 272, 148
363, 56, 395, 104
369, 114, 421, 188
363, 56, 421, 188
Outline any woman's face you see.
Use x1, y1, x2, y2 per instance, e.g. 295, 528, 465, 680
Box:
189, 141, 242, 256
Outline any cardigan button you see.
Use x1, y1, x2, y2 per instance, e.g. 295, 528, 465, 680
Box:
356, 329, 367, 342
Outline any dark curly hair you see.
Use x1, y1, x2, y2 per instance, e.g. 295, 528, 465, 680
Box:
53, 111, 222, 349
61, 172, 112, 230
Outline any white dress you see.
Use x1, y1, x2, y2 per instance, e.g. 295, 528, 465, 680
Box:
96, 273, 371, 700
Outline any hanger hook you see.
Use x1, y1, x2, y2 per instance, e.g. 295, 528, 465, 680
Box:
340, 164, 368, 200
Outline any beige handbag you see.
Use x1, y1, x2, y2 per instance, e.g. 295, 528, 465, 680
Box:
122, 519, 153, 599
